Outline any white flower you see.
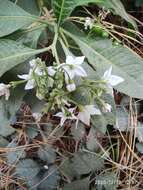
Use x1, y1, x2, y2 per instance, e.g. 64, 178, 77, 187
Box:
18, 69, 36, 90
66, 83, 76, 92
0, 83, 10, 100
43, 165, 49, 170
102, 66, 124, 87
29, 58, 45, 76
47, 66, 56, 76
54, 108, 77, 126
60, 55, 87, 83
32, 112, 42, 122
84, 17, 94, 30
103, 103, 112, 113
29, 58, 41, 68
29, 59, 36, 68
77, 105, 101, 126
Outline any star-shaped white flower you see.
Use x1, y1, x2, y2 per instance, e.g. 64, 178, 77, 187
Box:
18, 69, 36, 90
102, 66, 124, 87
84, 17, 94, 30
54, 108, 77, 126
77, 105, 101, 126
60, 55, 87, 83
0, 83, 10, 100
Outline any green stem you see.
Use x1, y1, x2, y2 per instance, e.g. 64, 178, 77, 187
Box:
52, 25, 60, 64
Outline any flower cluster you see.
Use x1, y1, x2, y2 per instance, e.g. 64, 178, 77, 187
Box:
0, 55, 124, 127
18, 56, 87, 95
54, 65, 124, 126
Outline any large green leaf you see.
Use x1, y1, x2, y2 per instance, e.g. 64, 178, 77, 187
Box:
13, 0, 40, 15
0, 39, 49, 77
6, 142, 26, 164
60, 151, 104, 180
63, 24, 143, 99
0, 0, 38, 37
52, 0, 135, 26
15, 159, 40, 180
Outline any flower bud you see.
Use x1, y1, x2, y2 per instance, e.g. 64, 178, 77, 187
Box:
66, 83, 76, 92
47, 66, 56, 76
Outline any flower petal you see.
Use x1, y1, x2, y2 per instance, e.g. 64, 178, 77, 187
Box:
77, 111, 90, 125
103, 66, 112, 80
74, 56, 85, 65
54, 112, 64, 118
60, 117, 66, 126
74, 66, 87, 77
29, 59, 36, 68
66, 56, 74, 65
64, 67, 75, 81
25, 79, 36, 90
18, 74, 29, 80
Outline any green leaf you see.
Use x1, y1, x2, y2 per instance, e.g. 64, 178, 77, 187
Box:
25, 126, 38, 139
37, 166, 60, 190
27, 166, 60, 190
96, 172, 117, 190
52, 0, 135, 26
0, 107, 15, 137
86, 128, 100, 151
0, 0, 38, 37
72, 151, 104, 174
71, 122, 85, 141
37, 145, 56, 164
15, 159, 40, 180
52, 0, 103, 24
13, 0, 40, 15
136, 143, 143, 154
0, 136, 9, 147
8, 25, 45, 49
61, 151, 104, 179
63, 177, 90, 190
91, 115, 107, 134
0, 39, 49, 77
60, 159, 77, 180
6, 142, 26, 164
63, 24, 143, 99
0, 87, 25, 137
